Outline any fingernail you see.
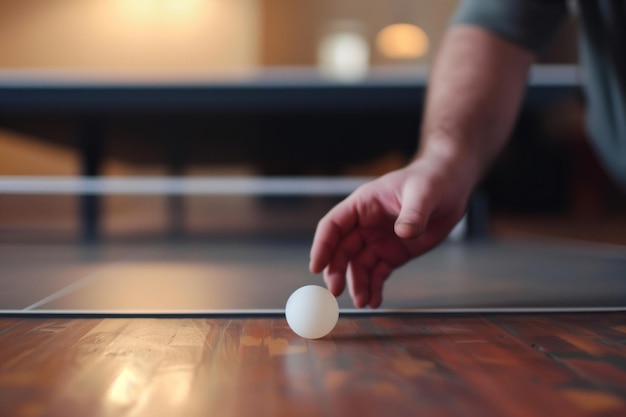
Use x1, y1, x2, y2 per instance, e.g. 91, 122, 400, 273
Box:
395, 221, 420, 236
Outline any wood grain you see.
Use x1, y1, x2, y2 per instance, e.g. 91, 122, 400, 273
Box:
0, 313, 625, 417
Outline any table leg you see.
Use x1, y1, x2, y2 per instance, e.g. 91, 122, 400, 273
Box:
467, 188, 490, 239
79, 117, 104, 243
166, 133, 186, 239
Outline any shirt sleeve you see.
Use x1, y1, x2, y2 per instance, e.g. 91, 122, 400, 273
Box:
451, 0, 570, 54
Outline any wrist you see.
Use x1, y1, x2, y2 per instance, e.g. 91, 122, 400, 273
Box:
412, 134, 485, 188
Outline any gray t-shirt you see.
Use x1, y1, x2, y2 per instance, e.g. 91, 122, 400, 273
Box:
452, 0, 626, 189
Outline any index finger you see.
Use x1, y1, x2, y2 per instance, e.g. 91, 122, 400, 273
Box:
309, 198, 358, 274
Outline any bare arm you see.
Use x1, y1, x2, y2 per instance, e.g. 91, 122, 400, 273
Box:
394, 24, 536, 238
421, 24, 534, 187
425, 24, 535, 156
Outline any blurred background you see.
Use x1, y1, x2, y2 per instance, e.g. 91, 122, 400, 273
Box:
0, 0, 624, 245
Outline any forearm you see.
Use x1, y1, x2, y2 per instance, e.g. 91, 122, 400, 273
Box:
416, 24, 535, 184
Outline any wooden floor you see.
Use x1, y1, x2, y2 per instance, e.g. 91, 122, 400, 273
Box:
1, 313, 625, 417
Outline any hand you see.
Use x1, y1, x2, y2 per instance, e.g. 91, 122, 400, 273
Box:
309, 155, 474, 308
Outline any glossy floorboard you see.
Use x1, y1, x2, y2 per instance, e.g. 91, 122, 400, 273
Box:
1, 313, 625, 417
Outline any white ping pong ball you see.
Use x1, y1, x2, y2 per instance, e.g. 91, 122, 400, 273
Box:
285, 285, 339, 339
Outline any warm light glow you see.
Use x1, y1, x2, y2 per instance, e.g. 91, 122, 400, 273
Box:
165, 0, 203, 15
116, 0, 206, 22
376, 23, 429, 59
0, 0, 258, 71
317, 21, 369, 82
117, 0, 208, 31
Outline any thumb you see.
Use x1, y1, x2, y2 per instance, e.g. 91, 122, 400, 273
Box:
394, 180, 435, 239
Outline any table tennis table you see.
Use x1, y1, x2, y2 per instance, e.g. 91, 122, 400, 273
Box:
0, 65, 580, 241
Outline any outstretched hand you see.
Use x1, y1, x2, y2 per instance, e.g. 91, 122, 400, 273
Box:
309, 156, 474, 308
